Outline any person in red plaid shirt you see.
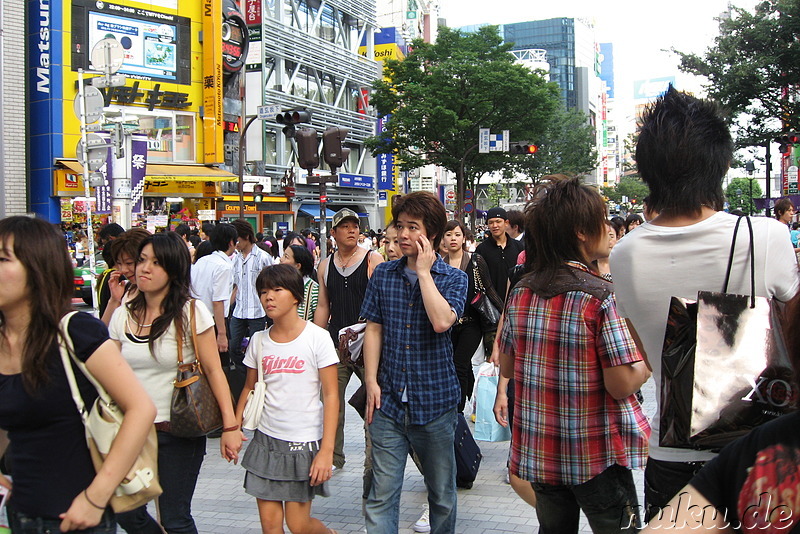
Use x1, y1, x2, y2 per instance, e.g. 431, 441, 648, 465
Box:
497, 177, 651, 534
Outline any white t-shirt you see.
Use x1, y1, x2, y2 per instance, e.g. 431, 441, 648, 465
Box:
191, 250, 233, 317
243, 322, 338, 442
610, 212, 800, 463
109, 300, 215, 422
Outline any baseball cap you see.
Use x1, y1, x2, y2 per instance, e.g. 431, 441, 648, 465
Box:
332, 208, 359, 228
486, 207, 508, 221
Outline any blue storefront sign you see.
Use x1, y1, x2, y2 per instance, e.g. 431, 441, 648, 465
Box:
339, 173, 374, 189
376, 115, 395, 191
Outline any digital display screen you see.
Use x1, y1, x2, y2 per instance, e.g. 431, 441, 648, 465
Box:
72, 0, 191, 85
89, 12, 178, 80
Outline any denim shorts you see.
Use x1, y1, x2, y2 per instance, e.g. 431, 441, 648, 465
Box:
8, 507, 116, 534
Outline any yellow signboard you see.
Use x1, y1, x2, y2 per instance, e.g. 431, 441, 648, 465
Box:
358, 43, 405, 62
55, 170, 220, 198
202, 0, 224, 164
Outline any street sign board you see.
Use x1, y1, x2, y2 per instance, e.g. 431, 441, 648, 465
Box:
76, 134, 109, 172
90, 38, 125, 74
464, 203, 474, 213
339, 173, 375, 189
257, 105, 281, 120
479, 128, 490, 154
464, 189, 473, 200
74, 86, 105, 124
446, 189, 455, 201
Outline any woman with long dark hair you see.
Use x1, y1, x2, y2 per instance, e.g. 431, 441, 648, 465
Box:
0, 216, 155, 533
441, 219, 502, 411
111, 232, 242, 534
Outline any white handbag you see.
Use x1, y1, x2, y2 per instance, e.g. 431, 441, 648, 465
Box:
242, 333, 266, 431
59, 312, 162, 512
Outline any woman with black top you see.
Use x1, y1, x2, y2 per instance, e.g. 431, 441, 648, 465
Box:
442, 219, 502, 411
0, 216, 155, 533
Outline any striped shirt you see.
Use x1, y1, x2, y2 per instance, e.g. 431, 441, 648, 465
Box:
232, 245, 274, 319
360, 256, 468, 425
298, 277, 319, 321
498, 263, 650, 486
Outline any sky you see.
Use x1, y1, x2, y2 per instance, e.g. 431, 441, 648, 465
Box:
438, 0, 760, 133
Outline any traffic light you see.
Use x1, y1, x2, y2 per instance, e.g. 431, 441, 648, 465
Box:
295, 128, 320, 171
275, 108, 311, 137
253, 183, 264, 203
775, 132, 800, 155
322, 126, 350, 173
508, 142, 538, 155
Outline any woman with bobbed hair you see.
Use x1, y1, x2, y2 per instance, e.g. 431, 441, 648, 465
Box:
0, 216, 155, 533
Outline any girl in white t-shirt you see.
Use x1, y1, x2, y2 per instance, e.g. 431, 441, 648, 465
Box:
235, 263, 339, 534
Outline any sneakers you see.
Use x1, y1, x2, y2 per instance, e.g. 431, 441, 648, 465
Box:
413, 504, 431, 533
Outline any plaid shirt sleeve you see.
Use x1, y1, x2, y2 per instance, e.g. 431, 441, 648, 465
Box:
596, 293, 642, 369
439, 265, 468, 319
359, 263, 385, 325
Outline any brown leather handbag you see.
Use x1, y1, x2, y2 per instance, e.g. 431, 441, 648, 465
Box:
169, 300, 223, 437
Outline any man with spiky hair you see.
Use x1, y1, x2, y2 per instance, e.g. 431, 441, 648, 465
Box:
611, 86, 800, 519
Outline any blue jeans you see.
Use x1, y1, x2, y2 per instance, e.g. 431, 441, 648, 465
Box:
531, 464, 641, 534
8, 508, 116, 534
116, 431, 206, 534
366, 407, 457, 534
229, 316, 267, 368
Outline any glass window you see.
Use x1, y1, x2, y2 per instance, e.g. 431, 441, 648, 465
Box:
104, 106, 196, 163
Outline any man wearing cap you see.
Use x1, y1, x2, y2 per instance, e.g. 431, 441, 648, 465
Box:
315, 208, 384, 470
475, 207, 524, 302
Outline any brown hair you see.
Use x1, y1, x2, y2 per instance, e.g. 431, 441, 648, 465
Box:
0, 216, 74, 392
391, 191, 448, 249
523, 176, 606, 285
110, 228, 151, 266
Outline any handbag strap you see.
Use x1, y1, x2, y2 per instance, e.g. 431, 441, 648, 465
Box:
176, 299, 200, 366
722, 215, 756, 308
58, 312, 114, 423
303, 280, 313, 321
473, 261, 485, 293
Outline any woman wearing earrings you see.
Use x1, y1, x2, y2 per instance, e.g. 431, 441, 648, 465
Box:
110, 232, 242, 534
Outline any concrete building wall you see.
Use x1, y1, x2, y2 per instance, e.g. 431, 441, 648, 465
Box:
3, 0, 28, 215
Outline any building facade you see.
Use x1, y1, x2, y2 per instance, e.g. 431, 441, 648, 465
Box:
3, 0, 27, 216
239, 0, 381, 233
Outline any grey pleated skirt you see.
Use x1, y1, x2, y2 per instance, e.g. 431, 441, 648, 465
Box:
242, 430, 331, 502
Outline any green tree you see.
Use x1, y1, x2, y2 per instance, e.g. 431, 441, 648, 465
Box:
675, 0, 800, 146
510, 106, 597, 180
602, 176, 650, 205
725, 176, 763, 214
365, 26, 560, 220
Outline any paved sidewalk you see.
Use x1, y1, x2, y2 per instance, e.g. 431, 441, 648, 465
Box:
144, 378, 657, 533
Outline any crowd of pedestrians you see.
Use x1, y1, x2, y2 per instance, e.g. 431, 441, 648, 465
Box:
3, 86, 800, 534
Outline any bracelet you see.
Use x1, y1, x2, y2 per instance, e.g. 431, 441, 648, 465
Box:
222, 425, 239, 432
83, 489, 106, 510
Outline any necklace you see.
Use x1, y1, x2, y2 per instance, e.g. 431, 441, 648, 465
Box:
126, 315, 153, 343
338, 248, 359, 269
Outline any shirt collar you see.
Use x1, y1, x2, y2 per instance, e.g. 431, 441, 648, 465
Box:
387, 254, 449, 274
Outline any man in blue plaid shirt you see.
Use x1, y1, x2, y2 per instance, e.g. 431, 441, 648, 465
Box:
360, 192, 468, 534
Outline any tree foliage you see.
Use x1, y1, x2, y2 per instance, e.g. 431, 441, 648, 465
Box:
675, 0, 800, 146
725, 176, 763, 214
510, 106, 597, 180
602, 176, 649, 205
365, 26, 560, 218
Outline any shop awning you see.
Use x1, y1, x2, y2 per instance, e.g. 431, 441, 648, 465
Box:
298, 203, 336, 220
55, 160, 237, 182
145, 164, 237, 182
